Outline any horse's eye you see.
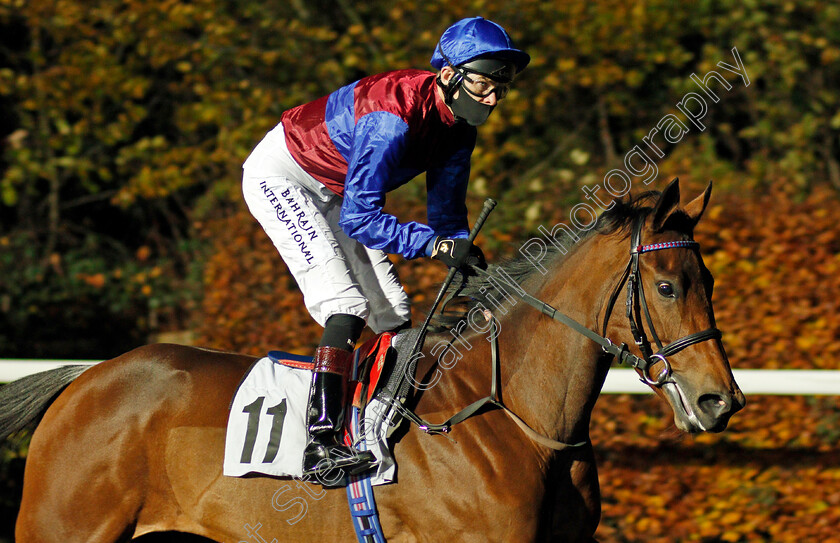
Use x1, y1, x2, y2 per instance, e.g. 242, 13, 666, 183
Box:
657, 282, 676, 298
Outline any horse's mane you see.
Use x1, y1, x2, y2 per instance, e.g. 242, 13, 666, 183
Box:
429, 190, 662, 330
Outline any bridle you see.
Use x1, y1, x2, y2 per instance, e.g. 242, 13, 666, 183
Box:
599, 213, 722, 385
394, 211, 723, 449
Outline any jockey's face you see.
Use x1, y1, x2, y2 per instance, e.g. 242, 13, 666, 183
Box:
438, 66, 502, 106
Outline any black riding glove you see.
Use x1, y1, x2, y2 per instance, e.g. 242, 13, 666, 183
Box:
430, 237, 487, 271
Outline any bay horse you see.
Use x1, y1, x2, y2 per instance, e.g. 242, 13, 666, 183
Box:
1, 179, 744, 542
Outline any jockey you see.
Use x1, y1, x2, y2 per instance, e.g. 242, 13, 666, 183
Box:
242, 16, 529, 477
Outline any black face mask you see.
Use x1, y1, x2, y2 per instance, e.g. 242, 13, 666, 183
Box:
437, 74, 495, 126
436, 55, 514, 126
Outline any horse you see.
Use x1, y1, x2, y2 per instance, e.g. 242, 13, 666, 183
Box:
1, 178, 744, 542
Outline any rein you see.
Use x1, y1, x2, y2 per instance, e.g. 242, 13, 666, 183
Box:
398, 317, 587, 450
398, 212, 722, 451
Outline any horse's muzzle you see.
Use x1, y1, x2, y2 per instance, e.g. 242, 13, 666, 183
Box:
663, 379, 745, 433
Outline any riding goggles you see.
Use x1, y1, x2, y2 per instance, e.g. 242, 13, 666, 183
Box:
439, 50, 516, 100
459, 70, 511, 99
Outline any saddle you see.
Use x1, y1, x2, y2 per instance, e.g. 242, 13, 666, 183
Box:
222, 329, 419, 484
269, 328, 419, 444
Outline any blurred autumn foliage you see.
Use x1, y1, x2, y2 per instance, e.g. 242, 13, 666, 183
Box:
4, 0, 840, 355
1, 0, 840, 541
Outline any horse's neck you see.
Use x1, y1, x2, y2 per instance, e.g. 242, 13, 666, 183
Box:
493, 234, 622, 449
411, 234, 623, 462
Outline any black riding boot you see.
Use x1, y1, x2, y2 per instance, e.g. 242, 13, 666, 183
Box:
302, 346, 375, 479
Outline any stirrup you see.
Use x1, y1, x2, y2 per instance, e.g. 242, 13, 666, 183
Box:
302, 445, 377, 480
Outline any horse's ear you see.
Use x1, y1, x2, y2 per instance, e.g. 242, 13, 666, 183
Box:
651, 177, 681, 231
683, 180, 713, 227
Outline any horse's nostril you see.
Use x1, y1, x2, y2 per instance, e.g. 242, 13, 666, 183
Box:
698, 393, 729, 417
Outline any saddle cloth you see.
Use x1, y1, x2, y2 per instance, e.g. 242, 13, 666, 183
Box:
223, 334, 398, 486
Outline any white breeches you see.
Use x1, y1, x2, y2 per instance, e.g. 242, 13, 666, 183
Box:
242, 123, 411, 333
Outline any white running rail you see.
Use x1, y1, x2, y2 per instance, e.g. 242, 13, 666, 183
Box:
0, 360, 838, 395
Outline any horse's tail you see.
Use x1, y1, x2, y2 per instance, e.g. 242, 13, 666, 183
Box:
0, 365, 91, 438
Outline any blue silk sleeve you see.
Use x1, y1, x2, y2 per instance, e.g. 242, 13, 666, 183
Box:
426, 128, 475, 240
338, 112, 437, 259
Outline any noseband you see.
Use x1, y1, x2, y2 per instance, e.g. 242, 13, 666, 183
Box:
601, 214, 722, 385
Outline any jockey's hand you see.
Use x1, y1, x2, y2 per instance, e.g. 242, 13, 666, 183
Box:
430, 237, 486, 271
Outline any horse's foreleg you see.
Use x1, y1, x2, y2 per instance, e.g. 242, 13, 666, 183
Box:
543, 442, 601, 542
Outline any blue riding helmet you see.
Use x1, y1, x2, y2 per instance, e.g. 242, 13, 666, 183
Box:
430, 17, 530, 74
431, 17, 530, 126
